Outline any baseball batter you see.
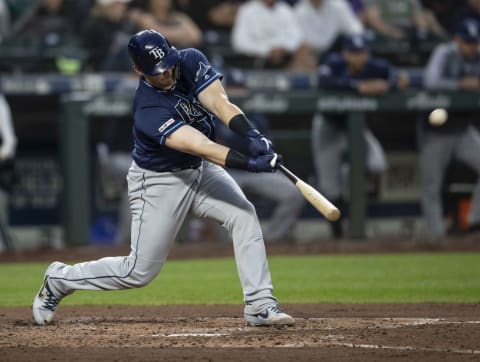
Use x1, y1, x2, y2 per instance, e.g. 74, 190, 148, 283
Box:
33, 29, 294, 326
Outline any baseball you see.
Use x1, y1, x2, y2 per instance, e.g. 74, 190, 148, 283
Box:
428, 108, 448, 126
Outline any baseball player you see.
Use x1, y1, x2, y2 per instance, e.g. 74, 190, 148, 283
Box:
420, 19, 480, 238
0, 94, 17, 253
312, 34, 409, 238
33, 29, 294, 326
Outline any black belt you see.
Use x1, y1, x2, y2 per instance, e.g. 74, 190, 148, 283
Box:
162, 160, 202, 172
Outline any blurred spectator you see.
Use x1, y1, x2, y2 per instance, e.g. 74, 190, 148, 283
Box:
347, 0, 368, 24
293, 0, 364, 55
0, 0, 10, 42
454, 0, 480, 31
0, 94, 17, 253
363, 0, 446, 40
11, 0, 76, 48
420, 19, 480, 239
231, 0, 317, 70
215, 114, 304, 242
82, 0, 140, 71
70, 0, 96, 33
5, 0, 31, 24
422, 0, 463, 34
129, 0, 202, 48
175, 0, 246, 32
1, 1, 92, 73
313, 34, 409, 238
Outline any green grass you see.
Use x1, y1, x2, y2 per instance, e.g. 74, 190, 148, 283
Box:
1, 253, 479, 307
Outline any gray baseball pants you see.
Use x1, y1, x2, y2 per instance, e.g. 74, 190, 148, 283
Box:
228, 169, 304, 241
418, 125, 480, 238
311, 113, 387, 199
47, 161, 277, 310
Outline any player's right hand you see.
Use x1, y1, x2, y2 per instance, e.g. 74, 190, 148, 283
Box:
247, 129, 273, 156
247, 153, 282, 173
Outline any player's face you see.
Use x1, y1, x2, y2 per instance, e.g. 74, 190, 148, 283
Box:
456, 38, 479, 60
143, 66, 177, 90
344, 50, 369, 72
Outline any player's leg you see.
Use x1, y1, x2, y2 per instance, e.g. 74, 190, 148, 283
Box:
0, 189, 12, 253
364, 127, 388, 199
364, 128, 388, 174
454, 126, 480, 228
311, 113, 345, 199
33, 163, 200, 324
190, 162, 294, 325
229, 170, 304, 242
311, 113, 346, 238
109, 152, 133, 244
418, 128, 455, 238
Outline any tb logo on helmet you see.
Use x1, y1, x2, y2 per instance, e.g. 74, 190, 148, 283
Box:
149, 47, 165, 60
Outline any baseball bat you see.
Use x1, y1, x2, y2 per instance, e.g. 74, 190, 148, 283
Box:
278, 164, 341, 222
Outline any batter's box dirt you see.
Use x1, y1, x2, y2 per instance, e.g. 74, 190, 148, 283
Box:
1, 304, 479, 361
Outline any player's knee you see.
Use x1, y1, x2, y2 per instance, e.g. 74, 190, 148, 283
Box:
367, 158, 387, 174
239, 199, 257, 218
125, 263, 161, 288
226, 200, 257, 228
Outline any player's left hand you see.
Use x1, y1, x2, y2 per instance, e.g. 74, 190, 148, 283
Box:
247, 153, 282, 173
247, 129, 273, 156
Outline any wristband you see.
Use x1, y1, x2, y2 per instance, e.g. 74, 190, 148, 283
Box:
228, 114, 256, 136
225, 149, 249, 169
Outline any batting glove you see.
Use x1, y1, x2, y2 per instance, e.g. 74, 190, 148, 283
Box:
247, 129, 273, 156
247, 153, 282, 173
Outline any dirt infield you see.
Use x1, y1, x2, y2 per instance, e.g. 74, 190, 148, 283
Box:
1, 238, 480, 361
1, 304, 480, 361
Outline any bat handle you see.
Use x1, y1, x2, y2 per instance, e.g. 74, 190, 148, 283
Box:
277, 164, 298, 184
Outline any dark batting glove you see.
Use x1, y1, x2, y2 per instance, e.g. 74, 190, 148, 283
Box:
247, 153, 282, 173
247, 129, 273, 156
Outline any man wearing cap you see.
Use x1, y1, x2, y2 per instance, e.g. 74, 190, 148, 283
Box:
421, 18, 480, 238
312, 34, 409, 238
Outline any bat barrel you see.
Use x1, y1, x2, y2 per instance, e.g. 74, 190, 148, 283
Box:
278, 164, 341, 222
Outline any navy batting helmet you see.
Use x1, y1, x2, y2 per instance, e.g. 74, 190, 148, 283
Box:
128, 29, 180, 75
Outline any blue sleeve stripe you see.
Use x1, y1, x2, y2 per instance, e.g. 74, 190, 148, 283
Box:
195, 74, 223, 96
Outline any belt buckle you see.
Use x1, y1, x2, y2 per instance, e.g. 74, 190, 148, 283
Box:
169, 161, 201, 172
